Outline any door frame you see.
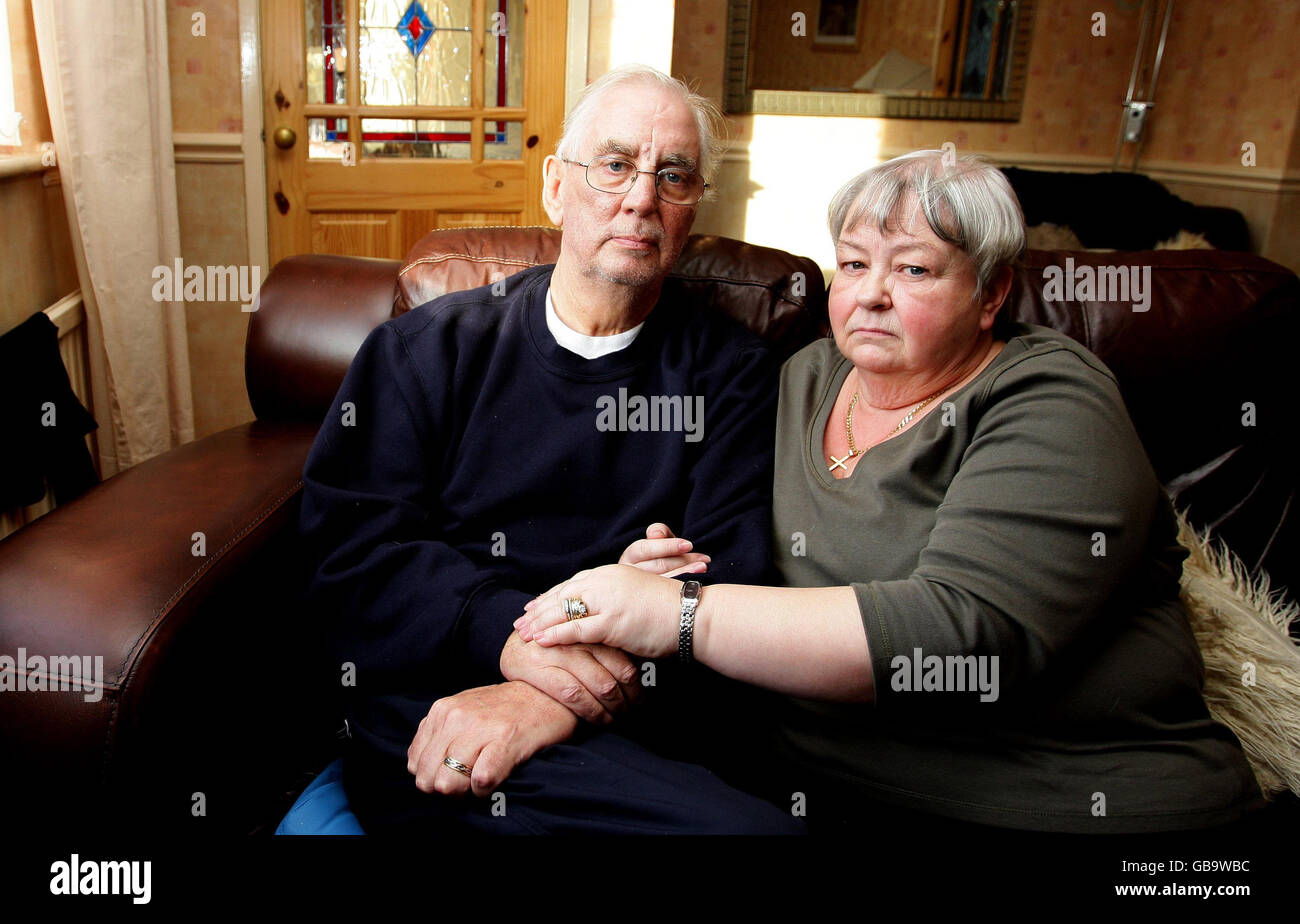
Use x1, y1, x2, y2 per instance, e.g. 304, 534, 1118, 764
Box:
237, 0, 589, 274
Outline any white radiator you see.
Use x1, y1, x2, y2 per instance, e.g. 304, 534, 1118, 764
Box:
0, 292, 93, 540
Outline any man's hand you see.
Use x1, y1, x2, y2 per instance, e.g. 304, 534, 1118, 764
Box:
499, 629, 641, 723
619, 522, 709, 576
406, 681, 578, 797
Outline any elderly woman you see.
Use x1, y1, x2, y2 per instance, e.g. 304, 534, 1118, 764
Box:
517, 150, 1264, 834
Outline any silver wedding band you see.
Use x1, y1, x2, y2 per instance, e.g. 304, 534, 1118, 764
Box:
443, 756, 472, 777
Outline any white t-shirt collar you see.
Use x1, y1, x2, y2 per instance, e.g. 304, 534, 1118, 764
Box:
545, 286, 644, 360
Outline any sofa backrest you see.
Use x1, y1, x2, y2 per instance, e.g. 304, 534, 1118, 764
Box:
247, 229, 827, 422
1000, 249, 1297, 476
1001, 248, 1299, 596
247, 234, 1298, 596
394, 227, 828, 356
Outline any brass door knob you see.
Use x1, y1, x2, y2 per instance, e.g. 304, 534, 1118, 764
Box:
273, 126, 296, 149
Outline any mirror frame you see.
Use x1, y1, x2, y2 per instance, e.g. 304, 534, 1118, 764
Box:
723, 0, 1037, 121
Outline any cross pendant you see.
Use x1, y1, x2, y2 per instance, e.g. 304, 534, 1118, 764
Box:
828, 453, 852, 472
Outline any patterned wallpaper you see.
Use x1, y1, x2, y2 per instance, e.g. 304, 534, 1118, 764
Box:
671, 0, 729, 101
168, 0, 243, 133
1139, 0, 1299, 167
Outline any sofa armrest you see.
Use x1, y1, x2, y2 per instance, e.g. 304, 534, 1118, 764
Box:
0, 420, 336, 832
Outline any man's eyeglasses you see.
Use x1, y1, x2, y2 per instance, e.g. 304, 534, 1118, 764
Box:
561, 155, 708, 206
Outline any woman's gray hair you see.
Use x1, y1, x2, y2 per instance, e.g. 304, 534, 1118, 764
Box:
555, 65, 728, 192
827, 150, 1026, 299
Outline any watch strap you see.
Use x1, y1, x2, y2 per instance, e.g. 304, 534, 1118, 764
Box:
678, 580, 702, 664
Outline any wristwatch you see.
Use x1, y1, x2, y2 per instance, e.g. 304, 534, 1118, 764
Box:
678, 580, 702, 664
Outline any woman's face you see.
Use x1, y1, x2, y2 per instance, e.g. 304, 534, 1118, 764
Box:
828, 199, 1004, 384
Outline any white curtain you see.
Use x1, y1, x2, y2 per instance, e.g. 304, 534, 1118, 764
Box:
32, 0, 194, 476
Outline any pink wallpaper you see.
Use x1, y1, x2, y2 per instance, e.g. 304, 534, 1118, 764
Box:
167, 0, 243, 133
1140, 0, 1299, 168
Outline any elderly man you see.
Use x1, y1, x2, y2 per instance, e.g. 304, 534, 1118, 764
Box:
299, 65, 801, 834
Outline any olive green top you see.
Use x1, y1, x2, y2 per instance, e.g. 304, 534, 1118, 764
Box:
768, 323, 1264, 832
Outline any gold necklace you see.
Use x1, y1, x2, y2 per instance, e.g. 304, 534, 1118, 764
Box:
827, 388, 943, 472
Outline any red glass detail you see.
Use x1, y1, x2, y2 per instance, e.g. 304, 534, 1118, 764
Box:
495, 0, 507, 107
323, 0, 337, 105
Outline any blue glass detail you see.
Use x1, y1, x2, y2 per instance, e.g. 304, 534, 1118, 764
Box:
397, 1, 435, 57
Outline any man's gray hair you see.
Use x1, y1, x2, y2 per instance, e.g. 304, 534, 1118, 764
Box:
555, 64, 728, 191
828, 150, 1026, 298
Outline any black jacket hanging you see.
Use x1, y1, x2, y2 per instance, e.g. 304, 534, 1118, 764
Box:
0, 310, 99, 509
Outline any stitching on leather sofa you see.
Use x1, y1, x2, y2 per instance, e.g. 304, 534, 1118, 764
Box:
399, 253, 543, 276
117, 478, 307, 698
96, 477, 305, 783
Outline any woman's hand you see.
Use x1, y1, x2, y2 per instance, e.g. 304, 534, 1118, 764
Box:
618, 522, 710, 576
515, 564, 683, 659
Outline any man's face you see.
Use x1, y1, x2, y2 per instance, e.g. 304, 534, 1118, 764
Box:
543, 82, 702, 290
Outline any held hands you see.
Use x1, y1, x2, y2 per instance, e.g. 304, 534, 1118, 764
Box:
410, 525, 704, 798
619, 522, 710, 576
497, 524, 702, 722
516, 563, 684, 659
498, 629, 641, 723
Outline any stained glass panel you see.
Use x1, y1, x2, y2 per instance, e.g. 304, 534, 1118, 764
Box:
306, 0, 347, 105
361, 118, 472, 158
418, 29, 472, 108
308, 0, 525, 163
360, 0, 472, 107
361, 0, 407, 26
484, 0, 524, 109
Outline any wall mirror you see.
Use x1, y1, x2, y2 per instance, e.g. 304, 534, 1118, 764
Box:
724, 0, 1037, 120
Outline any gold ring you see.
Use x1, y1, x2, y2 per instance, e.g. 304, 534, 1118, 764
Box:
564, 597, 588, 621
442, 756, 472, 777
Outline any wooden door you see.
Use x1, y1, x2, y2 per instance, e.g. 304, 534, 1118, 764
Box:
263, 0, 567, 264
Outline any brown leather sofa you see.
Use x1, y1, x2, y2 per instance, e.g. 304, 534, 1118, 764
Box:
1, 228, 1296, 835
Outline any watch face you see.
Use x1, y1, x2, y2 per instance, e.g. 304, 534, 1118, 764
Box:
682, 581, 702, 601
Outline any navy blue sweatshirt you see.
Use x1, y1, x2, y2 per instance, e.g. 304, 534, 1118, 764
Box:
300, 264, 778, 755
